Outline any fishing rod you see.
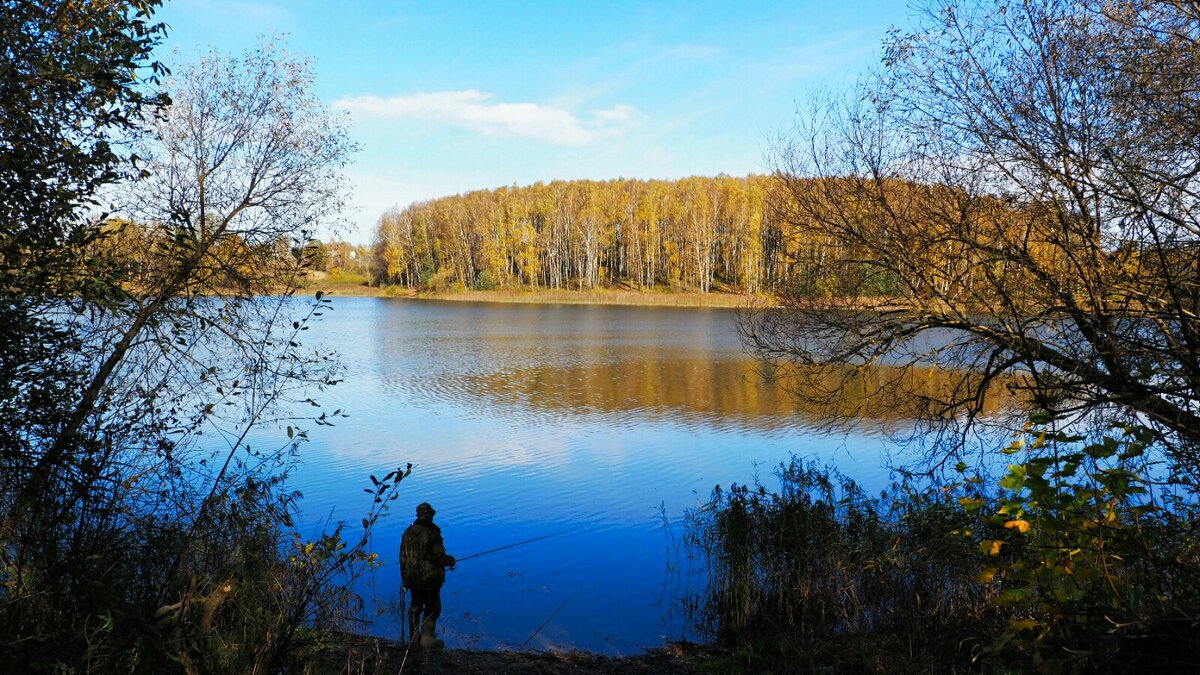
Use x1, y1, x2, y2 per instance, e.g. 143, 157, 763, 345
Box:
455, 529, 576, 563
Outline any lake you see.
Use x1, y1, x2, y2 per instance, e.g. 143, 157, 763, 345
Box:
278, 296, 957, 654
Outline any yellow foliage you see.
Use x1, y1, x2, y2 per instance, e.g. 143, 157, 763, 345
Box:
1004, 519, 1032, 534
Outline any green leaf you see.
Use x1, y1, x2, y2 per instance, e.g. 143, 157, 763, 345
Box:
1084, 438, 1118, 460
996, 588, 1029, 605
999, 464, 1027, 491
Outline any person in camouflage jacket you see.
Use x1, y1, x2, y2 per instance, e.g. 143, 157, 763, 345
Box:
400, 502, 456, 648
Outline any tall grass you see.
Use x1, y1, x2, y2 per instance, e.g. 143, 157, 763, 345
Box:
684, 459, 1004, 672
684, 431, 1200, 673
0, 455, 408, 673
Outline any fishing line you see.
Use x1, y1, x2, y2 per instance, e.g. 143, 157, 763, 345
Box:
454, 529, 577, 563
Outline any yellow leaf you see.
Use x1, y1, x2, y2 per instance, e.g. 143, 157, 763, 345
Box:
1005, 519, 1031, 534
981, 539, 1004, 556
1009, 618, 1037, 632
976, 567, 997, 583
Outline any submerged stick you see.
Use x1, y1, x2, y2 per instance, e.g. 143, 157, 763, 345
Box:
455, 530, 575, 563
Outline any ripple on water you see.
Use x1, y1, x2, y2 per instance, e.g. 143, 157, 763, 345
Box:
269, 298, 994, 654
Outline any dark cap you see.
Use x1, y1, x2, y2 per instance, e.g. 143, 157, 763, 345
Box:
416, 502, 436, 518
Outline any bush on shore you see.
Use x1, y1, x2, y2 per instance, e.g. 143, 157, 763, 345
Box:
684, 424, 1200, 673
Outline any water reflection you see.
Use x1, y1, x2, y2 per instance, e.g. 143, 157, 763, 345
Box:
282, 298, 1018, 655
462, 357, 1020, 433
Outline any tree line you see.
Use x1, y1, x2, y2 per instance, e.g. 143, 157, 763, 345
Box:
373, 175, 793, 294
371, 175, 1090, 302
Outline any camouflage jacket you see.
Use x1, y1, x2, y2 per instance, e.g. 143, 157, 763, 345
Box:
400, 519, 451, 590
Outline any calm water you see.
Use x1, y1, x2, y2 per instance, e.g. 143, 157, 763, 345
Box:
276, 297, 938, 654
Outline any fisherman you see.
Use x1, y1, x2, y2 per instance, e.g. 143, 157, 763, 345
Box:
399, 502, 456, 648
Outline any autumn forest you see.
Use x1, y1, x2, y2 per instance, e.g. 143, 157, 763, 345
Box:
372, 175, 791, 294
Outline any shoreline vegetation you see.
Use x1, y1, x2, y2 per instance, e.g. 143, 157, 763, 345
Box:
298, 276, 924, 311
300, 275, 769, 308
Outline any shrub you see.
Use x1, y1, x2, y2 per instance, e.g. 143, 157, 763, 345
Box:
423, 267, 456, 292
685, 426, 1200, 672
684, 459, 1003, 672
474, 269, 499, 291
970, 423, 1200, 670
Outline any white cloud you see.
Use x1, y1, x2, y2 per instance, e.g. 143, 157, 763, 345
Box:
592, 103, 636, 125
334, 90, 637, 146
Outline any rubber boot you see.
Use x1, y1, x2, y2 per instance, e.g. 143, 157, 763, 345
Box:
418, 619, 444, 649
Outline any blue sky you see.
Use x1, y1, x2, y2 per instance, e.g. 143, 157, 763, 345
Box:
155, 1, 916, 243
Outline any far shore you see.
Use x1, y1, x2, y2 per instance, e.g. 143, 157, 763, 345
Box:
301, 281, 772, 309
